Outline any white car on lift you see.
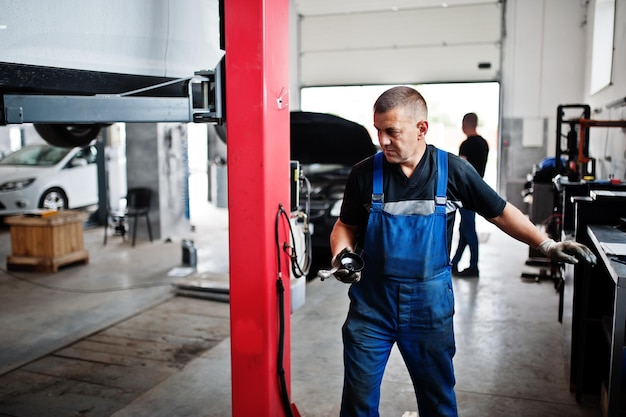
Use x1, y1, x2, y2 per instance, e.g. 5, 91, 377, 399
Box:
0, 144, 99, 216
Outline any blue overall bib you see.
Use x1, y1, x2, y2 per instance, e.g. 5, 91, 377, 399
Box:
340, 150, 458, 417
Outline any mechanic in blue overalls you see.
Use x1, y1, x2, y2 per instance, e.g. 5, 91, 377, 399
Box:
329, 86, 596, 417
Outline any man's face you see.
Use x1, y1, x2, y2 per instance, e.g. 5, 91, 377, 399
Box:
374, 107, 427, 165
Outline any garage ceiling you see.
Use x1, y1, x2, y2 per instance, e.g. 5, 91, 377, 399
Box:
292, 0, 503, 86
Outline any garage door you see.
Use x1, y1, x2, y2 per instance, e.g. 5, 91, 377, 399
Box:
295, 0, 502, 86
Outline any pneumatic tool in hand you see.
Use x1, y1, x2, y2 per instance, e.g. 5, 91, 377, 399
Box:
317, 248, 364, 283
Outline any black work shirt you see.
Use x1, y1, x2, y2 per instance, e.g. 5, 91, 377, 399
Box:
339, 145, 506, 251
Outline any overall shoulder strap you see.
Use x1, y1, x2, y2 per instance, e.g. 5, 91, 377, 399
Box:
435, 148, 448, 214
371, 152, 384, 209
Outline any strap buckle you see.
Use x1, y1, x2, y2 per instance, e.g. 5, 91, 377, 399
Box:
372, 193, 384, 203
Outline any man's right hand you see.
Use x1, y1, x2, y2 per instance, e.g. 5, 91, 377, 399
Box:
331, 248, 362, 284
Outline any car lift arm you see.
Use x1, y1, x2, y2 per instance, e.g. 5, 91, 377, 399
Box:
2, 69, 222, 125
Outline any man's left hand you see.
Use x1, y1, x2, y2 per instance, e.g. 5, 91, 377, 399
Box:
537, 239, 597, 265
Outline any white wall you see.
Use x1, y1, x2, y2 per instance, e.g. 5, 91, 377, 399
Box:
499, 0, 590, 201
290, 0, 301, 110
501, 0, 587, 119
501, 0, 626, 190
583, 0, 626, 181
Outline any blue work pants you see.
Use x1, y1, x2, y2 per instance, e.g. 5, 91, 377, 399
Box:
340, 274, 458, 417
451, 208, 478, 270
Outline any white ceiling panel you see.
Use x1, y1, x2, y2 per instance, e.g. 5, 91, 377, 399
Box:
293, 0, 499, 17
300, 43, 500, 86
301, 4, 501, 52
294, 0, 503, 86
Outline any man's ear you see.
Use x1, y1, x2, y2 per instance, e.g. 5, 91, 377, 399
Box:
417, 120, 429, 137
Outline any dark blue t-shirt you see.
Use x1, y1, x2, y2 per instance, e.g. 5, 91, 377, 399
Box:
339, 145, 506, 250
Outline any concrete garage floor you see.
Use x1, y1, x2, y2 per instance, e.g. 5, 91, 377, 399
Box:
0, 201, 603, 417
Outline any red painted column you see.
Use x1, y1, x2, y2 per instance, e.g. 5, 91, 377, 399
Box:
224, 0, 292, 416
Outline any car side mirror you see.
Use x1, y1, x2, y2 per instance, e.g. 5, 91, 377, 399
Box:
70, 158, 88, 167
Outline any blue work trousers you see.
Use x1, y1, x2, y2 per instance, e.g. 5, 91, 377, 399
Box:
340, 274, 458, 417
451, 208, 478, 270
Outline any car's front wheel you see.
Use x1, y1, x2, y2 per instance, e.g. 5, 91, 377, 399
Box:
39, 188, 68, 211
34, 124, 102, 147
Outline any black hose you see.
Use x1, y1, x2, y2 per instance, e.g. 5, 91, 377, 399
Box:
275, 203, 296, 417
276, 276, 294, 416
279, 207, 310, 278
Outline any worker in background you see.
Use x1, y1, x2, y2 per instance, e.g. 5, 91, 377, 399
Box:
450, 112, 489, 278
329, 86, 596, 417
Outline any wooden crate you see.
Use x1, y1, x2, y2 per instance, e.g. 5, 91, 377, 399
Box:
5, 210, 89, 272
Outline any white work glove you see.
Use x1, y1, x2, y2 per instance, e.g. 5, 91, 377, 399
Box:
537, 239, 597, 265
331, 248, 362, 284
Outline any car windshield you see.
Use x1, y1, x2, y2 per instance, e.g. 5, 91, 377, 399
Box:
0, 145, 72, 167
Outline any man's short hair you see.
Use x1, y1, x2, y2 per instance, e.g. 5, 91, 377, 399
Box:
374, 86, 428, 120
463, 112, 478, 128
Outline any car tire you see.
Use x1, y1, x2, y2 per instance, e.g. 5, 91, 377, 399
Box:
34, 124, 101, 147
39, 188, 68, 211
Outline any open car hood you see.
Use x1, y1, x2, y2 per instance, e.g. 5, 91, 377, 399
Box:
290, 111, 377, 166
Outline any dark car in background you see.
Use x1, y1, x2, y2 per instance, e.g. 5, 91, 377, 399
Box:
290, 111, 377, 276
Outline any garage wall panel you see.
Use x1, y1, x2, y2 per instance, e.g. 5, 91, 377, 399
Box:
294, 0, 495, 16
301, 43, 500, 86
299, 3, 501, 86
301, 4, 500, 51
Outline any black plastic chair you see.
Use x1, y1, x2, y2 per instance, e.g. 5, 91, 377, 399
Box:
125, 187, 153, 247
104, 187, 154, 246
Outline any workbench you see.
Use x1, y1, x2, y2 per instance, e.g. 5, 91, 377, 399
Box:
5, 210, 89, 272
576, 224, 626, 416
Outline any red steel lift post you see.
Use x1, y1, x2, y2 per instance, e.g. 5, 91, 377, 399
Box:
224, 0, 295, 416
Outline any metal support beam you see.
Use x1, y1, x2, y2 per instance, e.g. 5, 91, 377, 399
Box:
4, 94, 196, 123
2, 72, 222, 124
224, 0, 293, 416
